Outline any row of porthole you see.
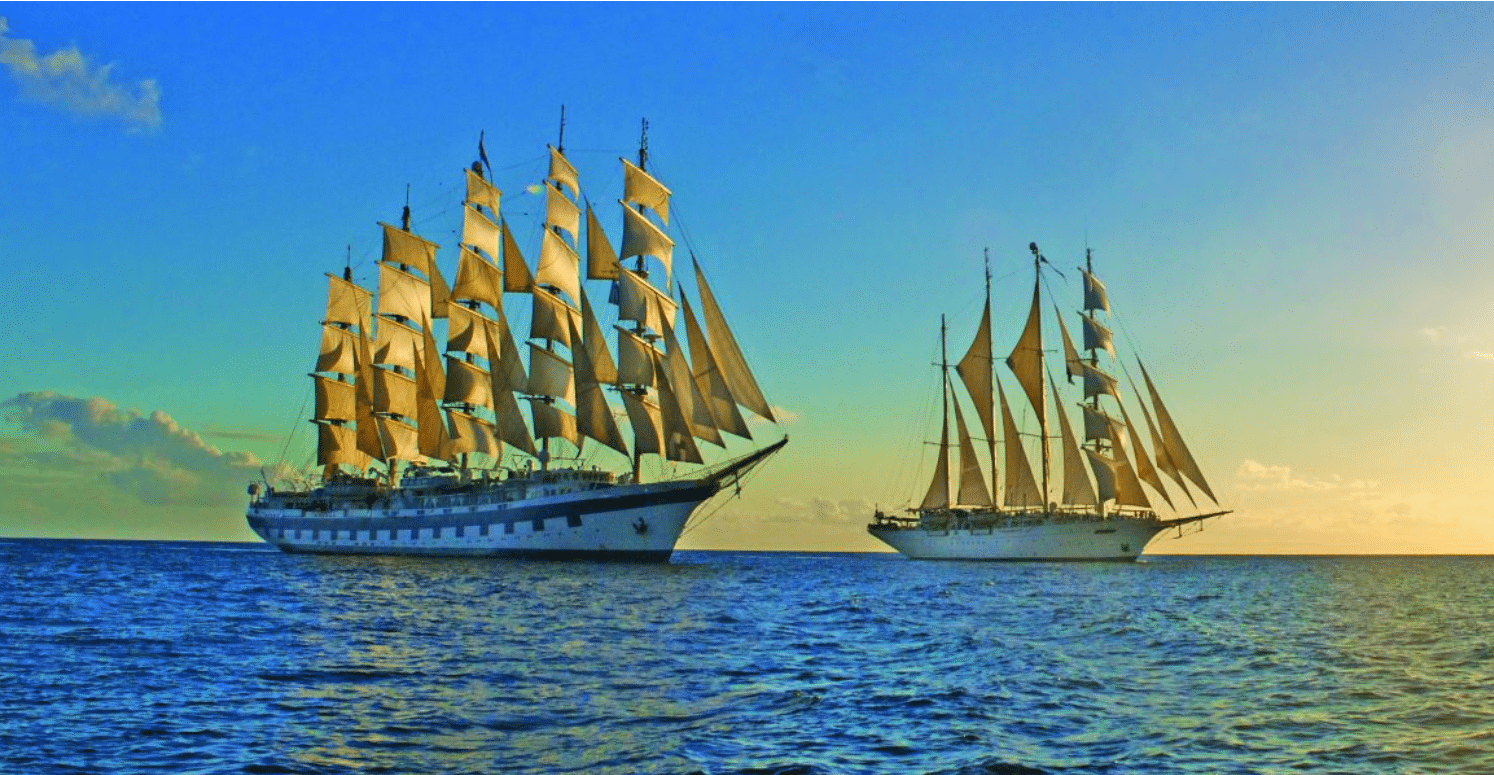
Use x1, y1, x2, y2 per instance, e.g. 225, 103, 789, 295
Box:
273, 514, 587, 542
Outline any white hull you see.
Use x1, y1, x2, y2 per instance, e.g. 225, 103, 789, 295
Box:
247, 478, 716, 561
867, 514, 1170, 562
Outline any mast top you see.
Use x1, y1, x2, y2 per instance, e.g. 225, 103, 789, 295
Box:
557, 105, 567, 154
638, 117, 650, 171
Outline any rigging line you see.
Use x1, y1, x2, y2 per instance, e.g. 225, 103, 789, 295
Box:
274, 382, 315, 474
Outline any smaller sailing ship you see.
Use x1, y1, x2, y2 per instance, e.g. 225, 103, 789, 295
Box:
247, 121, 785, 560
868, 244, 1229, 561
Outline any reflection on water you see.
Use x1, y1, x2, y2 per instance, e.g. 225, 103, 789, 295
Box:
2, 542, 1492, 774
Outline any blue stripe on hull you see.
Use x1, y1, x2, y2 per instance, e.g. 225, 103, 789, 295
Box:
277, 545, 674, 562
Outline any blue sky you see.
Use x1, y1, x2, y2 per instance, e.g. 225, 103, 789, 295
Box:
4, 3, 1494, 552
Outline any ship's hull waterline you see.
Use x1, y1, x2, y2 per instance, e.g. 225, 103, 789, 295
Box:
248, 478, 715, 562
867, 514, 1178, 562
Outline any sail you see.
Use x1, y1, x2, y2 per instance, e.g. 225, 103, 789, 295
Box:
451, 247, 504, 312
952, 397, 992, 507
619, 202, 674, 282
325, 274, 372, 331
530, 288, 580, 347
1139, 360, 1218, 504
1054, 308, 1084, 383
617, 268, 677, 337
694, 259, 774, 422
585, 203, 621, 280
530, 400, 580, 446
654, 369, 702, 463
622, 390, 664, 458
567, 318, 629, 457
381, 223, 449, 317
579, 289, 618, 384
1082, 269, 1110, 313
1050, 381, 1097, 506
954, 302, 996, 482
1117, 400, 1174, 509
1081, 404, 1124, 445
374, 415, 420, 462
315, 421, 366, 469
622, 157, 671, 224
547, 145, 579, 197
312, 375, 357, 422
526, 344, 575, 405
354, 323, 382, 461
662, 319, 723, 447
372, 367, 418, 418
465, 168, 500, 214
501, 220, 534, 293
536, 228, 582, 304
445, 302, 491, 358
446, 409, 499, 457
416, 325, 451, 460
680, 294, 751, 439
462, 205, 501, 261
444, 357, 493, 407
1084, 437, 1151, 508
373, 317, 421, 372
1006, 283, 1047, 429
616, 326, 659, 387
544, 184, 581, 242
1130, 373, 1195, 506
378, 263, 433, 325
919, 410, 951, 511
483, 320, 537, 456
998, 381, 1043, 509
316, 325, 360, 375
1081, 313, 1116, 358
1081, 363, 1121, 402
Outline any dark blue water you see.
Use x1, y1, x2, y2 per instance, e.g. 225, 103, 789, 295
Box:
2, 540, 1490, 774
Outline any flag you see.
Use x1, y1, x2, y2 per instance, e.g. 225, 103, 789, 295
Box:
478, 131, 491, 177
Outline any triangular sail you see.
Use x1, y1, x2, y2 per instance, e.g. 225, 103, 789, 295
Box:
1139, 360, 1218, 504
501, 219, 534, 293
680, 294, 751, 440
622, 391, 664, 458
416, 324, 451, 460
998, 381, 1043, 509
1006, 283, 1046, 429
693, 259, 774, 422
662, 319, 723, 447
954, 300, 996, 496
568, 318, 629, 457
585, 203, 621, 280
1050, 380, 1097, 506
919, 407, 951, 511
1117, 400, 1172, 509
1054, 308, 1084, 383
654, 356, 704, 464
579, 289, 618, 385
952, 397, 992, 507
483, 320, 536, 456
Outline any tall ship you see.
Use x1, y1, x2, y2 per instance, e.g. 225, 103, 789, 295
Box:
247, 120, 786, 560
868, 244, 1228, 561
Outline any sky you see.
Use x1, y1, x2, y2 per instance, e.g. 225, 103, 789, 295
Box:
3, 3, 1494, 554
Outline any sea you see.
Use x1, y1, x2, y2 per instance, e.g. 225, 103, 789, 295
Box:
1, 540, 1490, 775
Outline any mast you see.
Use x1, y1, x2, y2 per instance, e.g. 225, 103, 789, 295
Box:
1030, 243, 1050, 506
939, 314, 950, 496
982, 250, 996, 502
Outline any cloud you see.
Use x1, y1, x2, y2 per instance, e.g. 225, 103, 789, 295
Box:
0, 16, 161, 131
761, 496, 878, 525
1, 391, 262, 506
1236, 459, 1377, 493
1419, 325, 1448, 344
749, 405, 801, 426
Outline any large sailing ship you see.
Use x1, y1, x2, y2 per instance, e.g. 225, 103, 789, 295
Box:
247, 122, 785, 560
867, 244, 1228, 561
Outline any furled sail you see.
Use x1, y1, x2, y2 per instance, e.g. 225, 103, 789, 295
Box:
1050, 381, 1097, 506
1138, 360, 1218, 504
693, 259, 774, 422
998, 381, 1043, 509
952, 397, 992, 507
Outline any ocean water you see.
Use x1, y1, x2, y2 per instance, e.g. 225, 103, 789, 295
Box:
1, 540, 1490, 775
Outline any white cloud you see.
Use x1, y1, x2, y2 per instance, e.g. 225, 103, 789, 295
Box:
1236, 458, 1377, 493
0, 16, 161, 131
1, 391, 262, 506
761, 496, 877, 525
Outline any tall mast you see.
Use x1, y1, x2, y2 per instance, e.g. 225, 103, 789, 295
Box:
940, 313, 950, 492
628, 117, 651, 483
982, 248, 996, 503
1029, 242, 1051, 507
